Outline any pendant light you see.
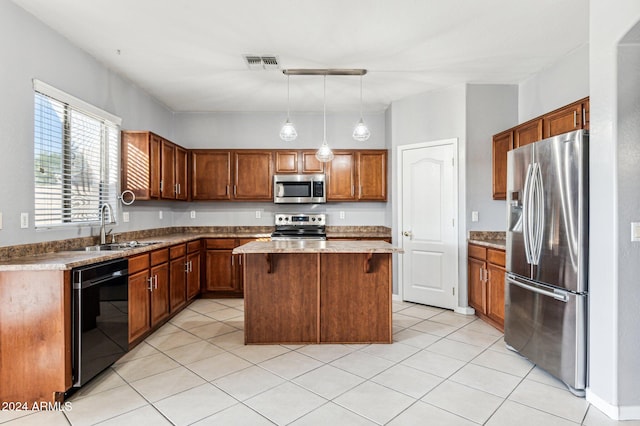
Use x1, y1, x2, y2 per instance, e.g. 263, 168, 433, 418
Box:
279, 74, 297, 141
352, 74, 370, 141
316, 75, 334, 162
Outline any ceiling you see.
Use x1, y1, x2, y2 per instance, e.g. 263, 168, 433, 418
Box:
11, 0, 588, 113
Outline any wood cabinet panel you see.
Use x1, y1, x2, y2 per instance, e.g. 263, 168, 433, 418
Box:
357, 151, 387, 201
301, 151, 324, 173
320, 253, 392, 343
244, 253, 319, 344
0, 270, 71, 403
543, 102, 582, 138
492, 130, 513, 200
205, 249, 236, 292
128, 253, 150, 274
161, 139, 176, 199
487, 248, 506, 267
170, 255, 186, 312
514, 119, 543, 148
275, 151, 298, 173
487, 263, 505, 325
128, 269, 151, 342
326, 151, 356, 200
150, 262, 169, 326
151, 248, 169, 266
187, 251, 201, 300
467, 256, 485, 314
149, 134, 162, 198
121, 131, 161, 200
233, 151, 273, 200
190, 150, 232, 200
175, 145, 188, 200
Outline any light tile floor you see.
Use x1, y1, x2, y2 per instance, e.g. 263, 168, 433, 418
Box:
1, 298, 639, 425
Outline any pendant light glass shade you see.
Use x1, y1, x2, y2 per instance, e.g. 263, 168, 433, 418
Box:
316, 75, 334, 162
280, 75, 297, 141
352, 75, 370, 141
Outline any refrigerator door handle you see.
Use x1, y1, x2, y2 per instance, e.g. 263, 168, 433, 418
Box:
506, 275, 569, 302
531, 162, 545, 265
522, 163, 534, 264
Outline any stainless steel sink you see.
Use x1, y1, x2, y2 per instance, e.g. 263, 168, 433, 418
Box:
77, 241, 161, 252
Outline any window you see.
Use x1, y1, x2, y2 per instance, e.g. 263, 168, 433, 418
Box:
33, 80, 121, 228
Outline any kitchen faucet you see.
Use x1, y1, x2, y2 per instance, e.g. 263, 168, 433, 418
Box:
99, 203, 113, 245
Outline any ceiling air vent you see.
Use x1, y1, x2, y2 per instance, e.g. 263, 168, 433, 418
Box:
243, 54, 280, 70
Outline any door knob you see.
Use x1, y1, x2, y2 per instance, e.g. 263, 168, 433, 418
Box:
403, 231, 412, 237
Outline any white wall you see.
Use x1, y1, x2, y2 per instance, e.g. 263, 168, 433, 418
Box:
0, 0, 174, 247
587, 0, 640, 419
465, 84, 518, 232
389, 84, 467, 300
518, 44, 590, 122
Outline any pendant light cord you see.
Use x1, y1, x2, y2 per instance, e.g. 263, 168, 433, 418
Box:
323, 75, 327, 141
359, 75, 363, 119
287, 74, 291, 119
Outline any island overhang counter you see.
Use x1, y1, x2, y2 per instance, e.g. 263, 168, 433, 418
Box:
233, 240, 403, 345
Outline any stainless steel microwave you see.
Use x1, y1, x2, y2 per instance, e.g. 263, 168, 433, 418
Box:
273, 174, 326, 204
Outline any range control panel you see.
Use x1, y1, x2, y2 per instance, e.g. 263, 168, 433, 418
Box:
275, 213, 325, 226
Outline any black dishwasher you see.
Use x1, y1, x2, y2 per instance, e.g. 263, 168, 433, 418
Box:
72, 258, 128, 387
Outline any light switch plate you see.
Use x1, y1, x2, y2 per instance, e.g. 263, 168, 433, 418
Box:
471, 211, 479, 222
339, 211, 345, 219
190, 210, 196, 219
122, 212, 130, 222
255, 210, 261, 219
20, 212, 28, 229
631, 222, 640, 241
159, 210, 163, 220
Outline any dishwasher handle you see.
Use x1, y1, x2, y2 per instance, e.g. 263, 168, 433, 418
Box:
73, 268, 128, 290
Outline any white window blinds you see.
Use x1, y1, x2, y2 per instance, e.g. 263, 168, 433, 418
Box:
33, 80, 121, 228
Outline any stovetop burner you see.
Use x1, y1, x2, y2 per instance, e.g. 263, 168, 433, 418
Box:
271, 213, 326, 240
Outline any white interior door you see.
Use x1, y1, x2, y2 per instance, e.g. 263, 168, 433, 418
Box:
400, 140, 458, 309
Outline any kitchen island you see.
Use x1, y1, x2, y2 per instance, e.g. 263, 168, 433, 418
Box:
233, 240, 402, 344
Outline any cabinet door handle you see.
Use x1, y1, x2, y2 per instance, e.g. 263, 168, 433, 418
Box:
147, 276, 154, 291
188, 260, 193, 273
573, 110, 577, 128
225, 185, 229, 195
160, 180, 163, 192
184, 261, 189, 273
479, 268, 483, 282
154, 274, 158, 290
174, 183, 178, 195
178, 183, 181, 195
582, 108, 586, 126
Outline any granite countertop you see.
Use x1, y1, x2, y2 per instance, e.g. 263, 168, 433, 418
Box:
233, 240, 403, 254
0, 226, 392, 271
468, 231, 506, 250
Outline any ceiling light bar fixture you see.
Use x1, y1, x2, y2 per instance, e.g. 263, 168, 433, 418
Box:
352, 74, 370, 141
279, 74, 297, 141
315, 75, 334, 163
280, 69, 369, 160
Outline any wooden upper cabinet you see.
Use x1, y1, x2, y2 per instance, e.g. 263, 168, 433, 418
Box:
274, 151, 298, 174
326, 151, 357, 200
543, 101, 583, 138
175, 145, 188, 200
233, 151, 273, 200
301, 151, 324, 173
161, 139, 176, 199
121, 131, 161, 200
492, 130, 513, 200
514, 119, 543, 148
122, 131, 187, 201
190, 150, 232, 200
274, 150, 324, 174
357, 151, 387, 201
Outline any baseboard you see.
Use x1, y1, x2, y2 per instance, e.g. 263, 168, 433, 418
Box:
454, 306, 475, 315
586, 389, 640, 420
392, 294, 402, 302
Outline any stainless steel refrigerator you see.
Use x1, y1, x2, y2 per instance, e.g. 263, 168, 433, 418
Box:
505, 129, 588, 396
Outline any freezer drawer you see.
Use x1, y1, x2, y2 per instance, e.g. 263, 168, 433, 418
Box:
504, 274, 587, 392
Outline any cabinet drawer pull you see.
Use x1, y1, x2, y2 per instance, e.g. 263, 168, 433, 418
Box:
147, 276, 154, 292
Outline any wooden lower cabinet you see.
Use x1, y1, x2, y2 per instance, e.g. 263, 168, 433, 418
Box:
467, 243, 505, 331
203, 238, 250, 297
128, 248, 170, 344
243, 251, 392, 344
186, 240, 201, 300
169, 244, 187, 312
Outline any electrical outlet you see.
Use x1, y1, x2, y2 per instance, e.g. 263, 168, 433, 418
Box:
0, 212, 3, 229
159, 210, 163, 220
190, 210, 196, 219
20, 212, 29, 228
255, 210, 261, 219
471, 211, 479, 222
122, 212, 130, 223
339, 211, 345, 219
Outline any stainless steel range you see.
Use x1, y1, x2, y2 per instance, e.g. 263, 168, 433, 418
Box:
271, 213, 326, 240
